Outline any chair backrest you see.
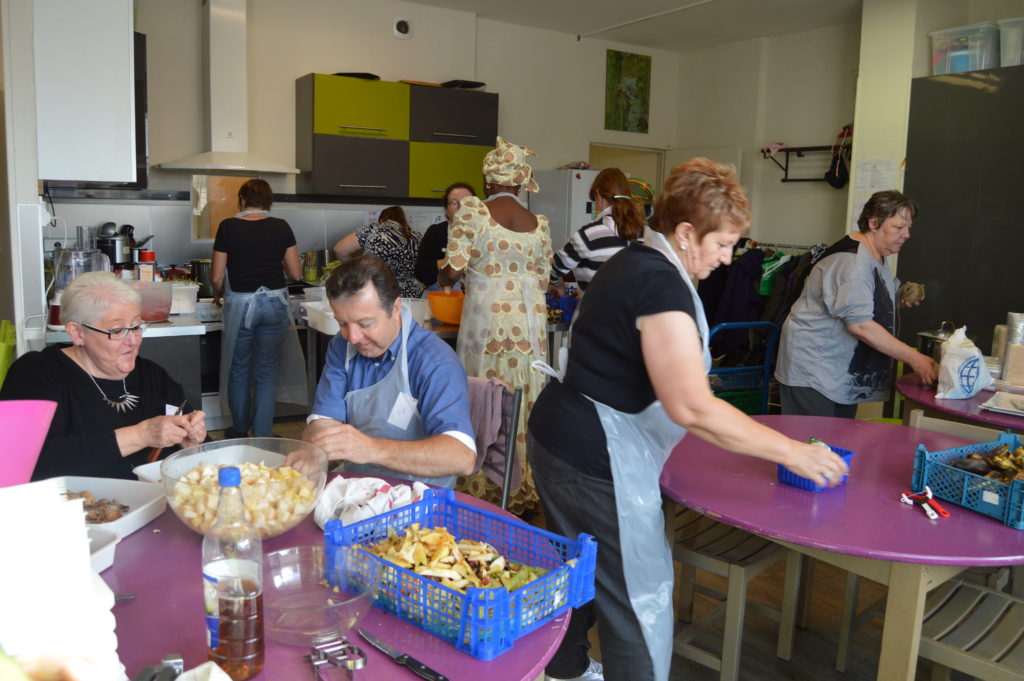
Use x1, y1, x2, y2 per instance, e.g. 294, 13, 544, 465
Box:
907, 408, 1005, 442
468, 377, 523, 510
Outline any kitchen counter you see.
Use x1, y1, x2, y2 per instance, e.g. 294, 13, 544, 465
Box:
44, 314, 206, 344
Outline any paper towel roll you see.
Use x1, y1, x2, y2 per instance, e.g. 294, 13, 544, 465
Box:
1006, 312, 1024, 345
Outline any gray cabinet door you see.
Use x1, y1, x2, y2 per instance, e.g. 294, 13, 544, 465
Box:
305, 135, 409, 197
409, 86, 498, 146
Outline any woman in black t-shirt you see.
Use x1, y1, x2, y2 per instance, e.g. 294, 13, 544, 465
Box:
528, 159, 849, 681
211, 179, 303, 437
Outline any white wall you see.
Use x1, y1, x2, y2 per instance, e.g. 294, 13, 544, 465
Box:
135, 0, 679, 192
675, 23, 860, 246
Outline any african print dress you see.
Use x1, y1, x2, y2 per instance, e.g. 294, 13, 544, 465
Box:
443, 196, 552, 515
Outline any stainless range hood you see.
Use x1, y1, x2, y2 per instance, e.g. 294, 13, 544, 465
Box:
159, 0, 298, 174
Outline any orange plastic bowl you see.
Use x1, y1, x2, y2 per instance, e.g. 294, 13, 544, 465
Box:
427, 290, 465, 325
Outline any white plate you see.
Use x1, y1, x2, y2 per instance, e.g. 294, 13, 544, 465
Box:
132, 460, 162, 484
61, 476, 166, 539
88, 526, 118, 573
979, 391, 1024, 417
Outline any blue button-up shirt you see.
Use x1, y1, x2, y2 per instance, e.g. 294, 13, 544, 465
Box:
311, 322, 474, 449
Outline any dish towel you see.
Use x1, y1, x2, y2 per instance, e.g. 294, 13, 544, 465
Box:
313, 476, 428, 528
467, 376, 521, 490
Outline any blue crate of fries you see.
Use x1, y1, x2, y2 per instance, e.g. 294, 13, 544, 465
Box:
912, 432, 1024, 529
324, 488, 597, 660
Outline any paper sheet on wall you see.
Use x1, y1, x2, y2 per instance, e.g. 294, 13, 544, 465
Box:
408, 210, 444, 234
854, 158, 898, 193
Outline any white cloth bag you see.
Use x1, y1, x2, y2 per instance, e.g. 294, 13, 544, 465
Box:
935, 326, 994, 399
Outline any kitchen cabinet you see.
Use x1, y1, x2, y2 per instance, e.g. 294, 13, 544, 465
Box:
296, 74, 498, 199
409, 142, 489, 199
409, 85, 498, 145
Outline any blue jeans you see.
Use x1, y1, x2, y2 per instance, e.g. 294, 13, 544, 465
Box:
227, 293, 290, 436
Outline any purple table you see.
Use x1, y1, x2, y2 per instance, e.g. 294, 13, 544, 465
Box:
897, 373, 1024, 432
104, 492, 567, 681
661, 415, 1024, 681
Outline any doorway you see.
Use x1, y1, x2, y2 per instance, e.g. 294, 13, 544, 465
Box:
588, 144, 663, 190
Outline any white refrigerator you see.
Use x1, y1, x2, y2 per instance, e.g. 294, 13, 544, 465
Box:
529, 169, 600, 251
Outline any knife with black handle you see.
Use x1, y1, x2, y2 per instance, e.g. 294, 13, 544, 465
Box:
358, 628, 449, 681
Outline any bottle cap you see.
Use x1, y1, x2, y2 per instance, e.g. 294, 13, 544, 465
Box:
218, 466, 241, 487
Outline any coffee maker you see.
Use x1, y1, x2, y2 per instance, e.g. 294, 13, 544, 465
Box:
95, 222, 132, 268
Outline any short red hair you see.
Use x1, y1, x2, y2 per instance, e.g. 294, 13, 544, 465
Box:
652, 158, 751, 241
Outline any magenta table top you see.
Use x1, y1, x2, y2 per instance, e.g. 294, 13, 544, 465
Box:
103, 489, 567, 681
660, 415, 1024, 566
897, 373, 1024, 431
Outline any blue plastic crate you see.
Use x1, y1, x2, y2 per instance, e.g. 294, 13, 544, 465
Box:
546, 295, 579, 323
778, 446, 856, 492
324, 489, 597, 660
912, 433, 1024, 529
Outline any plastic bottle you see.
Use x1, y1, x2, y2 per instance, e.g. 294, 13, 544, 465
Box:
202, 466, 264, 680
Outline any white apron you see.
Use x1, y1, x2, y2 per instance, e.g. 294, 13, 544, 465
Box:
342, 306, 456, 489
219, 275, 308, 413
533, 227, 711, 681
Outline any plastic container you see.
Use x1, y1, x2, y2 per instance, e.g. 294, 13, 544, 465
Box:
263, 545, 382, 647
325, 488, 597, 660
170, 283, 199, 315
162, 438, 328, 539
912, 433, 1024, 529
999, 17, 1024, 67
546, 294, 579, 324
202, 466, 265, 680
427, 290, 465, 325
131, 281, 173, 321
300, 300, 339, 335
61, 475, 167, 539
930, 22, 999, 74
88, 526, 118, 573
778, 445, 856, 492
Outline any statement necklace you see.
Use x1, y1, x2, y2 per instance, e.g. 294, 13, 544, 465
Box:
74, 349, 139, 412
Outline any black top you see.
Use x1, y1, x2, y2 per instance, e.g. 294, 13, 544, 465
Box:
529, 244, 697, 479
213, 216, 297, 292
414, 220, 449, 286
0, 345, 191, 480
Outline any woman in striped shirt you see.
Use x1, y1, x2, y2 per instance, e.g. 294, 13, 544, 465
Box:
549, 167, 646, 296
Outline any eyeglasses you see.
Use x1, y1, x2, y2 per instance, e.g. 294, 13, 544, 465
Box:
80, 322, 148, 340
446, 200, 462, 207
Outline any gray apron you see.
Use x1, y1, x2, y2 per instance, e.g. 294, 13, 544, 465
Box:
219, 275, 308, 413
342, 306, 456, 489
532, 227, 711, 681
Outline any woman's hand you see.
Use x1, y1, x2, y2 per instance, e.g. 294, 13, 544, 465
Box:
781, 440, 850, 489
907, 351, 939, 387
119, 413, 202, 455
548, 280, 566, 298
178, 410, 207, 448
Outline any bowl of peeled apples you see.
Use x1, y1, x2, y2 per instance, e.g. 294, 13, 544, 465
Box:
161, 438, 328, 539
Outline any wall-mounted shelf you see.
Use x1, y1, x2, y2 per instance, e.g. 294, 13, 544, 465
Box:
761, 145, 834, 182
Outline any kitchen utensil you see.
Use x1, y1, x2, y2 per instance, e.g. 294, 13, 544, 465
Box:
190, 258, 214, 297
357, 628, 448, 681
427, 290, 464, 325
262, 545, 381, 647
99, 221, 119, 237
160, 438, 328, 538
97, 233, 133, 267
148, 400, 187, 463
917, 320, 956, 362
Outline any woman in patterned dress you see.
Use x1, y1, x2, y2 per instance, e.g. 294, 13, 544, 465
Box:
438, 137, 552, 515
333, 206, 423, 298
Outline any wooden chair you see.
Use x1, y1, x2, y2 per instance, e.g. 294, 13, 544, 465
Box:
467, 377, 522, 511
835, 410, 1014, 672
919, 579, 1024, 681
672, 507, 801, 681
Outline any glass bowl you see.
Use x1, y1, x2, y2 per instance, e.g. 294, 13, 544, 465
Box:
161, 438, 327, 539
130, 281, 173, 322
263, 545, 382, 647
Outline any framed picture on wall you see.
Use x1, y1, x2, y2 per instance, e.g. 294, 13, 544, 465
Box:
605, 50, 651, 133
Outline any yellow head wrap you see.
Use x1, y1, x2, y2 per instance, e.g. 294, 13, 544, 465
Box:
482, 137, 540, 193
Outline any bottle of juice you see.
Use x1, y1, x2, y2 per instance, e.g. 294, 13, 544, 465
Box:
202, 466, 264, 680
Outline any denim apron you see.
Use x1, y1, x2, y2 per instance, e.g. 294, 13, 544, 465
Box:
341, 306, 456, 488
219, 276, 308, 413
533, 227, 711, 681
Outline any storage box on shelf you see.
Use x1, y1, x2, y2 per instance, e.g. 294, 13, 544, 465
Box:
930, 22, 999, 74
999, 17, 1024, 67
324, 489, 596, 660
912, 433, 1024, 528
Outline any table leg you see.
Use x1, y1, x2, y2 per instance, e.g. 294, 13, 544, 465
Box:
776, 550, 802, 660
306, 327, 317, 408
877, 562, 928, 681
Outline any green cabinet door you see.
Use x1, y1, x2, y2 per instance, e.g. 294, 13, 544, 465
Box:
312, 74, 409, 140
408, 142, 489, 199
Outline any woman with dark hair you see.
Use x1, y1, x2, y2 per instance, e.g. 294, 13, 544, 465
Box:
549, 168, 645, 296
334, 205, 423, 298
775, 189, 937, 417
528, 158, 847, 681
415, 182, 476, 293
211, 178, 305, 438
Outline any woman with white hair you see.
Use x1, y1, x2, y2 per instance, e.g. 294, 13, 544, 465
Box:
0, 272, 206, 480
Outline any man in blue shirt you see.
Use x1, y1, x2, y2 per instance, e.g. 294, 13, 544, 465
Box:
303, 254, 475, 488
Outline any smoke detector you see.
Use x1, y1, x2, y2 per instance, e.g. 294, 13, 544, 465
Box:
393, 17, 412, 39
